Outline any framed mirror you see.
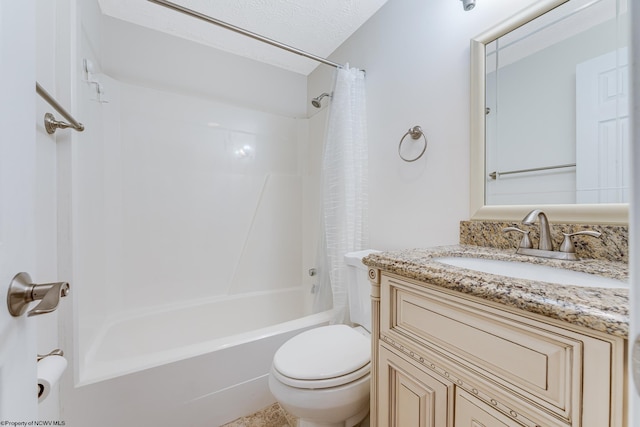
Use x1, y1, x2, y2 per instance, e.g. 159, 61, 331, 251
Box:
470, 0, 629, 224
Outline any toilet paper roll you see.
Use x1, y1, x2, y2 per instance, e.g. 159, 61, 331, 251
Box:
37, 355, 68, 403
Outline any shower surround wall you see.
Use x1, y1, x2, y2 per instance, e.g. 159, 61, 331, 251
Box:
74, 78, 311, 382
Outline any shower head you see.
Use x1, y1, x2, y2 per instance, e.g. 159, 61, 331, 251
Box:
311, 92, 331, 108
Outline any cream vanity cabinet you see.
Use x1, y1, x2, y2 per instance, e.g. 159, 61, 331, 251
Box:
369, 270, 626, 427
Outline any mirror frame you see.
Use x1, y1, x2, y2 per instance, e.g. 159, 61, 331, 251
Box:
469, 0, 628, 224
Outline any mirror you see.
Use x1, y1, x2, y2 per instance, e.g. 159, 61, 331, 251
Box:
470, 0, 629, 223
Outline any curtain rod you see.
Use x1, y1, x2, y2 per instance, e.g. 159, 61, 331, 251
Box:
147, 0, 345, 70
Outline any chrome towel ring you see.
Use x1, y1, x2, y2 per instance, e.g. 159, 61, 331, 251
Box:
398, 125, 427, 162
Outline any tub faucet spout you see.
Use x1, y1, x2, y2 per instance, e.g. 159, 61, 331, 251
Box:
522, 209, 553, 251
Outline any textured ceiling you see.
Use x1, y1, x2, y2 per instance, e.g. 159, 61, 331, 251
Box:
98, 0, 387, 75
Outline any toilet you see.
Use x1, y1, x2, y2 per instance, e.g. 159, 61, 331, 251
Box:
268, 250, 378, 427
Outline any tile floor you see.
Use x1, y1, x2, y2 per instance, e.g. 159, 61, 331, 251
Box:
220, 403, 296, 427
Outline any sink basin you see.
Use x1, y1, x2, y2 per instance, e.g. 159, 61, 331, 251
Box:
434, 257, 627, 289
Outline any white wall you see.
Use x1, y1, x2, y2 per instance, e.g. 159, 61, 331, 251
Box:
308, 0, 539, 250
100, 15, 307, 118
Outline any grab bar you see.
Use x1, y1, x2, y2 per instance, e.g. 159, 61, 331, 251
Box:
36, 82, 84, 134
488, 163, 576, 180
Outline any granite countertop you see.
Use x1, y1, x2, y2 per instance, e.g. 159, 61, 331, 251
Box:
363, 245, 629, 338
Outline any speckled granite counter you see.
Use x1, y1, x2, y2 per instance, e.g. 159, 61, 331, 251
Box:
363, 245, 629, 338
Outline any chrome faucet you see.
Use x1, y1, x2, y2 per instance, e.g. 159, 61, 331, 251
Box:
503, 209, 601, 261
521, 209, 553, 251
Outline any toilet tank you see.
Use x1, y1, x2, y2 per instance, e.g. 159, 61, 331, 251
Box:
344, 250, 380, 332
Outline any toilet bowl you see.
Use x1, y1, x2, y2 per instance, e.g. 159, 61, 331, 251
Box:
268, 250, 379, 427
269, 325, 370, 427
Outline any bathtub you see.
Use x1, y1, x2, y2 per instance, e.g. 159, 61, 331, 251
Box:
67, 288, 331, 427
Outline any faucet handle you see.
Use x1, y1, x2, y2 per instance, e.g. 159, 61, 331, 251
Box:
503, 227, 533, 249
559, 231, 602, 254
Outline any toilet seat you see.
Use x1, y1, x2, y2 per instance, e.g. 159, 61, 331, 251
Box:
272, 325, 370, 389
271, 361, 370, 389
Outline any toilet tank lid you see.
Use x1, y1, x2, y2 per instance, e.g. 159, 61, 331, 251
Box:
344, 250, 380, 268
273, 325, 370, 381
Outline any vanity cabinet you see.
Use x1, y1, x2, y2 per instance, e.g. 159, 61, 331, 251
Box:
370, 271, 626, 427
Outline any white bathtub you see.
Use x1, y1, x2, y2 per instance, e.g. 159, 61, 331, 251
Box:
66, 288, 331, 427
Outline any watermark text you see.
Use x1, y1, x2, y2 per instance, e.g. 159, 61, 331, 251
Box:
1, 421, 65, 426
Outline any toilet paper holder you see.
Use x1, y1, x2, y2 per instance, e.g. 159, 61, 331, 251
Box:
37, 348, 67, 402
37, 349, 64, 362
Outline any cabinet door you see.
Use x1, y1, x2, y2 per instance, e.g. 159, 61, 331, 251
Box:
455, 389, 525, 427
379, 345, 453, 427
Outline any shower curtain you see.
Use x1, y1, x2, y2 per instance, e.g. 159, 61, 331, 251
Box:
314, 64, 368, 324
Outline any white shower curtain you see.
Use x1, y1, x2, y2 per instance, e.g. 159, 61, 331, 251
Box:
313, 65, 368, 324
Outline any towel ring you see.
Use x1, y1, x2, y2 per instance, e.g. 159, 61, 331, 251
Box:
398, 126, 427, 162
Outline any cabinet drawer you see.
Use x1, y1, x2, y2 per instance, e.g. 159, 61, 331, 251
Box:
455, 388, 526, 427
381, 276, 582, 423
